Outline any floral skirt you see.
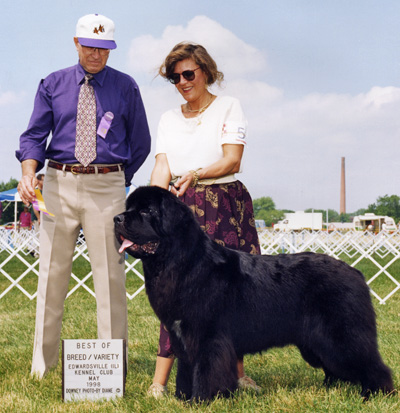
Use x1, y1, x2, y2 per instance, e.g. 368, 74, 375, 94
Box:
157, 180, 261, 358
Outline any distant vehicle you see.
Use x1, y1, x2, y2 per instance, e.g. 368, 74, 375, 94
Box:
353, 213, 397, 232
326, 222, 353, 231
274, 211, 323, 231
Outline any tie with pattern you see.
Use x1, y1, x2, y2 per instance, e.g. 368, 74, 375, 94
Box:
75, 74, 97, 166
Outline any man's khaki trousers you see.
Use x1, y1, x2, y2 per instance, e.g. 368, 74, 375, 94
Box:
31, 166, 128, 377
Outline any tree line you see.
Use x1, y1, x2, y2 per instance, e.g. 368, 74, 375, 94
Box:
1, 177, 400, 227
253, 195, 400, 227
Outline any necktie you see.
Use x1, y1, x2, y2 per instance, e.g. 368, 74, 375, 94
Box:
75, 74, 97, 167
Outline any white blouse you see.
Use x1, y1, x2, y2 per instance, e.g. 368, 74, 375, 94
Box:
155, 96, 247, 180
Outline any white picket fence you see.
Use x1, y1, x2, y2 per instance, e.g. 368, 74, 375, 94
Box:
1, 228, 399, 304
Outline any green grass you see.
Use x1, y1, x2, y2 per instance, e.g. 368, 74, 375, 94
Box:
0, 253, 399, 412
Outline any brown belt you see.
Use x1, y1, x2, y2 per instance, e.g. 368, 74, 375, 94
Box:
48, 161, 124, 175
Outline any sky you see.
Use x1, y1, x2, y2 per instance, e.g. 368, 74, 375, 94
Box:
1, 0, 400, 212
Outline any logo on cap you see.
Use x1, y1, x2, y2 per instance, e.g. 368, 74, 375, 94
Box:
93, 25, 105, 35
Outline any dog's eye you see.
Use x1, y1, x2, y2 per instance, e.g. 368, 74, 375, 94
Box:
140, 209, 151, 217
139, 207, 158, 219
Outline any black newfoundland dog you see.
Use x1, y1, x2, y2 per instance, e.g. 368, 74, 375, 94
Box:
114, 186, 393, 401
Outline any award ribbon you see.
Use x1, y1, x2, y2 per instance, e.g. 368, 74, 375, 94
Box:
32, 189, 55, 217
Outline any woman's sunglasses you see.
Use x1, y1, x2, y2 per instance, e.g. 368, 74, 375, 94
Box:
168, 67, 201, 85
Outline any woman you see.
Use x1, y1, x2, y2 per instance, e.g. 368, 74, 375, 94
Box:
148, 42, 261, 398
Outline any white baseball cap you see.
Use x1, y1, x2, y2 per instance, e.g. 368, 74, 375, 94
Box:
76, 14, 117, 50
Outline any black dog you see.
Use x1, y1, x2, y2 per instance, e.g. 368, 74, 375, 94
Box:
114, 186, 393, 401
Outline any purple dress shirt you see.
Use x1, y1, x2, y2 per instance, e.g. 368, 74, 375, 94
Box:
16, 63, 151, 186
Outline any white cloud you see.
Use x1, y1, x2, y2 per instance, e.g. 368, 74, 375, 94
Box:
0, 90, 24, 106
128, 15, 267, 79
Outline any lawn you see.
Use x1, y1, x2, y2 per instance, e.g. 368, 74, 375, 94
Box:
0, 253, 399, 412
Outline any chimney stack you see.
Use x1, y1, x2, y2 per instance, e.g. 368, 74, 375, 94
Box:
340, 157, 346, 214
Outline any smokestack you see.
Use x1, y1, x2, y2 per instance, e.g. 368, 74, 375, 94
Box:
340, 157, 346, 214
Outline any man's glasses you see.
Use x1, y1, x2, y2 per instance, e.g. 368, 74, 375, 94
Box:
168, 67, 201, 84
81, 46, 110, 56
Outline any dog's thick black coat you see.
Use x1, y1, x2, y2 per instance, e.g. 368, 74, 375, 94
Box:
114, 186, 393, 401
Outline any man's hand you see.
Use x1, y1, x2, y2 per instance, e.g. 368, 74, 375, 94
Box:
18, 159, 39, 206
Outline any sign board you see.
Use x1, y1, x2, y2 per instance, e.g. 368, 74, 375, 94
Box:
62, 339, 126, 402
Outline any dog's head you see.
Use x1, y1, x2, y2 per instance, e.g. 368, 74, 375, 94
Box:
114, 186, 194, 259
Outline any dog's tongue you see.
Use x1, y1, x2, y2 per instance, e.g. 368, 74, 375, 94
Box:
119, 239, 134, 253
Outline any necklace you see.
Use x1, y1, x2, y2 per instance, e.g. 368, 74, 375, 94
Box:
185, 94, 215, 114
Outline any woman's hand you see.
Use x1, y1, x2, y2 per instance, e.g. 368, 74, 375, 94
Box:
173, 172, 194, 197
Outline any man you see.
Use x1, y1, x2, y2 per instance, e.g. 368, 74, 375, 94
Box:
16, 14, 151, 378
